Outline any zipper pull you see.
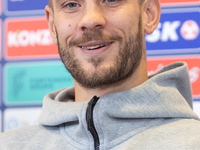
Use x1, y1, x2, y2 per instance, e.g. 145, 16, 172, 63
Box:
86, 96, 99, 131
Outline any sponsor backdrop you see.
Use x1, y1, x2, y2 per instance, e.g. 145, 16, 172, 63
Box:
0, 0, 199, 132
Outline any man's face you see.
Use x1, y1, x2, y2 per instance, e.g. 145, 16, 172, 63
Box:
51, 0, 144, 88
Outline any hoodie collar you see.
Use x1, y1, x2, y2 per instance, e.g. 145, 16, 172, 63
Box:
38, 62, 199, 126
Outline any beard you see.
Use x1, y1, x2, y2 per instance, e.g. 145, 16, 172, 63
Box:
57, 16, 143, 88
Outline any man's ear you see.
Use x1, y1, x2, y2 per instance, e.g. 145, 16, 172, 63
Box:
45, 5, 58, 45
143, 0, 161, 34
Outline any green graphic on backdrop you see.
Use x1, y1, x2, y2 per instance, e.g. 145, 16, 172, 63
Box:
4, 61, 74, 105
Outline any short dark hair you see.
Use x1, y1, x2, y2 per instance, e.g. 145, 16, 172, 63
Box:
138, 0, 145, 6
48, 0, 53, 9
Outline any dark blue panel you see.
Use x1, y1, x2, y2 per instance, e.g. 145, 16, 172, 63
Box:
7, 0, 48, 11
146, 11, 200, 51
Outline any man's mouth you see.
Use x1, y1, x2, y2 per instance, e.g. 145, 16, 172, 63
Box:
79, 42, 112, 50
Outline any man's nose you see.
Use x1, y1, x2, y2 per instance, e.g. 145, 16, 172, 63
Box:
78, 4, 106, 32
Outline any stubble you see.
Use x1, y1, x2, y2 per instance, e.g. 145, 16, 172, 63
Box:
57, 15, 143, 88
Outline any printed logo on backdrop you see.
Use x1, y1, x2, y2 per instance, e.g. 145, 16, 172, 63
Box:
4, 108, 41, 131
4, 0, 48, 15
147, 56, 200, 99
145, 10, 200, 54
160, 0, 200, 6
5, 17, 58, 60
4, 61, 73, 105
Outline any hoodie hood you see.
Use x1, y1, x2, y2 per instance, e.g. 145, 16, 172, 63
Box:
39, 62, 198, 126
38, 62, 199, 148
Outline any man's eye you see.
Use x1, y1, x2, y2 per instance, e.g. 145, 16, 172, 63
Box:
104, 0, 120, 5
107, 0, 116, 3
67, 3, 78, 8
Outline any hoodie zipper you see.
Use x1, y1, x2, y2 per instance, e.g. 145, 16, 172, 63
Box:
86, 96, 100, 150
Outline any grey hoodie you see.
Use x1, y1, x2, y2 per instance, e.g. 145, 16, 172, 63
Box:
0, 62, 200, 150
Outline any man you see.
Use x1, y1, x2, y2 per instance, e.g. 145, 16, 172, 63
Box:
0, 0, 200, 149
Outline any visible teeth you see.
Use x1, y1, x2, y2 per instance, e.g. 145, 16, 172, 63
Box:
82, 45, 105, 50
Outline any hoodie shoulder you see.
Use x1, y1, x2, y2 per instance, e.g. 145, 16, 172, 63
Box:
0, 125, 72, 150
112, 119, 200, 150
